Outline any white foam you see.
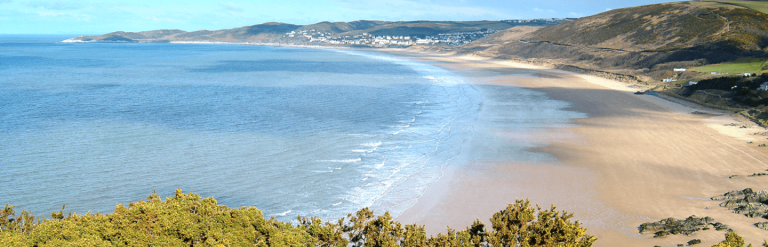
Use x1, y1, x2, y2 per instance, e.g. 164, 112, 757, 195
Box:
319, 158, 361, 163
361, 142, 382, 147
275, 210, 292, 217
354, 141, 382, 153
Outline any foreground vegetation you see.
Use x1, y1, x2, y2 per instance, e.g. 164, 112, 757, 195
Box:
0, 189, 597, 246
2, 190, 764, 246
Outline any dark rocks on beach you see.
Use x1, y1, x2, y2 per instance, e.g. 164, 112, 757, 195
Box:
711, 222, 730, 231
638, 216, 722, 237
756, 222, 768, 231
687, 239, 702, 245
729, 170, 768, 179
711, 188, 768, 219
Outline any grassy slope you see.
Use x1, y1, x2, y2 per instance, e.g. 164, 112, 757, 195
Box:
691, 1, 768, 75
526, 2, 768, 52
692, 58, 768, 74
716, 0, 768, 14
467, 1, 768, 79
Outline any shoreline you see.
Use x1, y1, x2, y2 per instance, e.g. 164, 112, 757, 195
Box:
50, 40, 768, 244
384, 51, 768, 246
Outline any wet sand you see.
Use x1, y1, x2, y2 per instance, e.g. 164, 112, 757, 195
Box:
390, 51, 768, 246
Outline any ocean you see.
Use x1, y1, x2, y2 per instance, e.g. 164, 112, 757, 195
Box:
0, 35, 585, 222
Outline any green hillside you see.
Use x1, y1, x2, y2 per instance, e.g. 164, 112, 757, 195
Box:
464, 1, 768, 81
716, 0, 768, 14
692, 58, 768, 74
527, 2, 768, 52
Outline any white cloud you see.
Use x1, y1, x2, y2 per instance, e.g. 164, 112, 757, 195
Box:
331, 0, 508, 21
36, 11, 90, 21
29, 0, 84, 10
568, 12, 582, 17
38, 11, 66, 17
534, 8, 556, 14
143, 15, 175, 23
219, 2, 244, 12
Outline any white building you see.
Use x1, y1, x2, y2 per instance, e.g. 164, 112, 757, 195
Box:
759, 82, 768, 91
687, 81, 698, 86
674, 68, 687, 72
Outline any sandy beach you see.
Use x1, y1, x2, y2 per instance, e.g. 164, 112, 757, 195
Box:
389, 51, 768, 246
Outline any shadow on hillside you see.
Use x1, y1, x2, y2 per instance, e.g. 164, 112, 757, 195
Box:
484, 41, 767, 72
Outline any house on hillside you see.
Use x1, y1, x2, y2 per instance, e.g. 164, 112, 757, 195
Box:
674, 68, 687, 72
686, 81, 698, 86
759, 82, 768, 91
743, 73, 754, 77
663, 78, 678, 82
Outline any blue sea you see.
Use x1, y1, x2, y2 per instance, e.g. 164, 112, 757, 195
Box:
0, 35, 585, 221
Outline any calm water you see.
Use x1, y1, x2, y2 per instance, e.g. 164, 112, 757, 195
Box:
0, 35, 585, 221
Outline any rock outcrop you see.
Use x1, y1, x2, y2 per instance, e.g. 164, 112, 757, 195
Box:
711, 188, 768, 219
638, 216, 728, 238
756, 222, 768, 231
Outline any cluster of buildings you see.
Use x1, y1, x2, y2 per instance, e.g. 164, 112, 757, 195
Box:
284, 29, 499, 47
416, 30, 499, 46
669, 67, 765, 89
280, 18, 578, 47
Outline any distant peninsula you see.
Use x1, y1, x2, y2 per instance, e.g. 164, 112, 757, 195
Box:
62, 19, 572, 47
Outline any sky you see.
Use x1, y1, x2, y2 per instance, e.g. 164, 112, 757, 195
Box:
0, 0, 680, 34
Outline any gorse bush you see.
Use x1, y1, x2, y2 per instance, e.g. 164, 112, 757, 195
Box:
0, 189, 596, 246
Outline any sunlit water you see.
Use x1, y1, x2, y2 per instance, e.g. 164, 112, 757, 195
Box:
0, 35, 585, 221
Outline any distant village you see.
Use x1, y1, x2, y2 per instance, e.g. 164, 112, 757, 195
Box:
284, 18, 574, 47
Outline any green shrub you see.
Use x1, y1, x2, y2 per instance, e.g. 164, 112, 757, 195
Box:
712, 232, 745, 247
0, 191, 597, 246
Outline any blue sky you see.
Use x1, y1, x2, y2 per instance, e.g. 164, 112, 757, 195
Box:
1, 0, 679, 34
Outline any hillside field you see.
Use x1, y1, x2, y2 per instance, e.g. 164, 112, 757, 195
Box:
692, 58, 768, 75
716, 0, 768, 14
